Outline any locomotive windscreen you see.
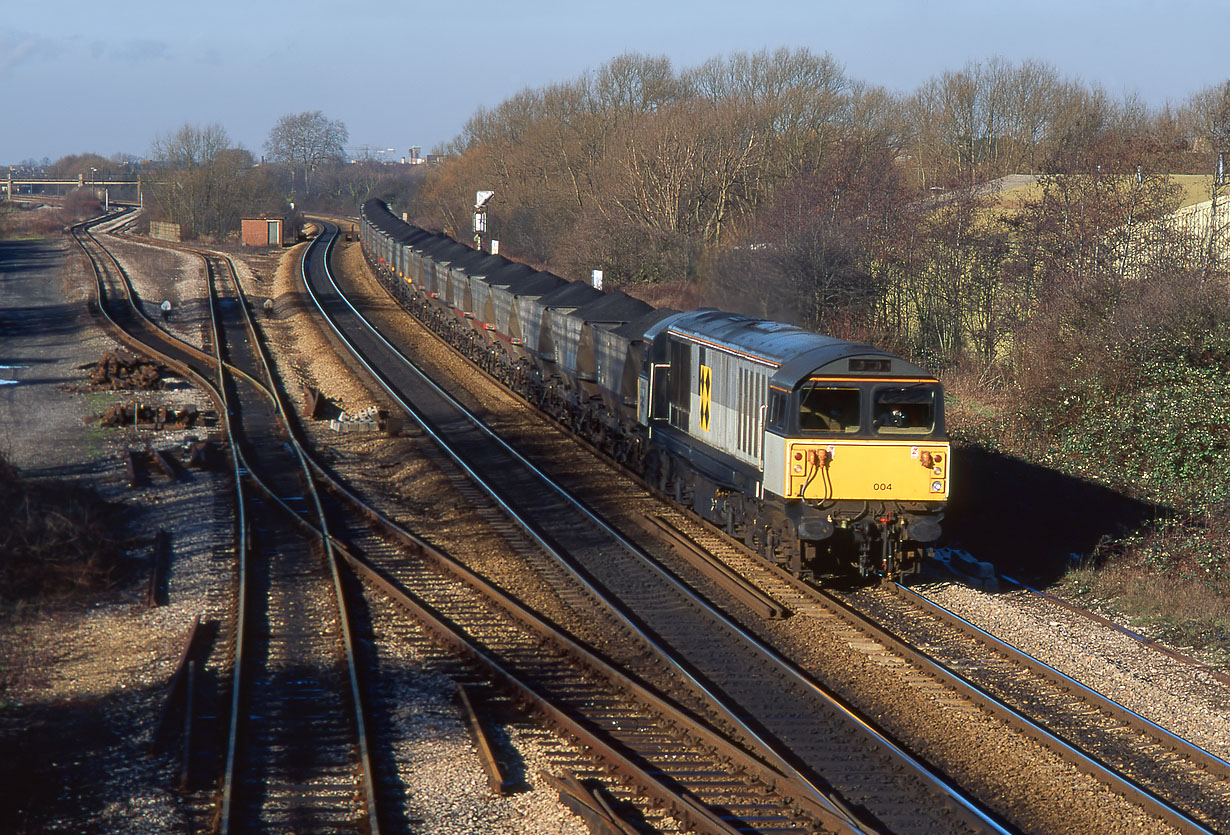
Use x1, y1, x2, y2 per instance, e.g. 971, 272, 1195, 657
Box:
873, 385, 937, 434
798, 384, 860, 433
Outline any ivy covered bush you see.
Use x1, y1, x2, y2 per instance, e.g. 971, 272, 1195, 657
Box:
1041, 352, 1230, 509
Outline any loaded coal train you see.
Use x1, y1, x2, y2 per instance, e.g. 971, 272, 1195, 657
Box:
359, 198, 949, 579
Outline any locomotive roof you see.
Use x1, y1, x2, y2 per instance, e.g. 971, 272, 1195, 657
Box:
651, 309, 851, 364
650, 309, 934, 384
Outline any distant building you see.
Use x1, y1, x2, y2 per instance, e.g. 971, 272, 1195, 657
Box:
241, 216, 287, 247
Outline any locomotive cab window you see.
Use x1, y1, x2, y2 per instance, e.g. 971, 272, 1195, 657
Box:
798, 383, 860, 433
873, 385, 936, 434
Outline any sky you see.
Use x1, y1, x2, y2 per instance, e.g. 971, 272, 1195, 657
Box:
2, 0, 1227, 166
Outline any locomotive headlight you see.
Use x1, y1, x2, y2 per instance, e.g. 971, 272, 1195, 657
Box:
931, 480, 945, 492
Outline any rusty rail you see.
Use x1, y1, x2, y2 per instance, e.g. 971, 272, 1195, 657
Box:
540, 770, 641, 835
456, 684, 514, 795
150, 614, 202, 755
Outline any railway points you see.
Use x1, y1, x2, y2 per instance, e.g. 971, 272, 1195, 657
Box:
73, 212, 383, 832
334, 212, 1230, 831
303, 220, 1005, 833
16, 204, 1230, 834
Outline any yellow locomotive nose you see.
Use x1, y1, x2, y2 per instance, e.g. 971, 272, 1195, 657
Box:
786, 441, 950, 502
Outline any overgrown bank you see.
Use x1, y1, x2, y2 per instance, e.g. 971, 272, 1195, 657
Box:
944, 302, 1230, 665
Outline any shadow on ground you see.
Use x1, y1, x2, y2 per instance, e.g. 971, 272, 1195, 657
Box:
945, 442, 1164, 586
0, 683, 169, 833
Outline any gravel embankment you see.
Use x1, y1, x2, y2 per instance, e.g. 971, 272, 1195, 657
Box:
9, 217, 1228, 833
317, 236, 1230, 834
1, 228, 225, 834
915, 581, 1230, 759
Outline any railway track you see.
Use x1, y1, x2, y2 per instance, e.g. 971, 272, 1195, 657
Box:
855, 582, 1230, 832
188, 225, 864, 832
301, 221, 1009, 834
997, 574, 1230, 687
316, 480, 843, 833
84, 211, 874, 832
202, 252, 379, 834
634, 507, 1230, 835
72, 210, 238, 820
330, 217, 1230, 834
79, 208, 1228, 833
72, 213, 381, 833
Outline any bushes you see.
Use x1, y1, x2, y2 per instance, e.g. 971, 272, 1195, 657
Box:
1008, 264, 1230, 477
0, 202, 75, 240
949, 254, 1230, 589
1038, 356, 1230, 507
1102, 510, 1230, 579
1064, 554, 1230, 658
1066, 506, 1230, 660
0, 453, 129, 604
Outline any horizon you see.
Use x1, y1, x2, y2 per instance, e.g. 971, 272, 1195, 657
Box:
3, 0, 1226, 165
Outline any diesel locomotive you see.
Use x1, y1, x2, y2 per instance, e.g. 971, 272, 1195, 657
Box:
359, 199, 949, 579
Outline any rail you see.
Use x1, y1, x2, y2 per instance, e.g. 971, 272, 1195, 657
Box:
303, 222, 1011, 834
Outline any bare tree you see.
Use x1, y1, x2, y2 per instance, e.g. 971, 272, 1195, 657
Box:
147, 123, 235, 238
144, 123, 279, 240
1183, 81, 1230, 273
707, 136, 911, 338
683, 47, 851, 183
593, 53, 681, 122
1006, 59, 1062, 172
904, 58, 1070, 187
1188, 80, 1230, 151
46, 152, 113, 179
264, 110, 348, 196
